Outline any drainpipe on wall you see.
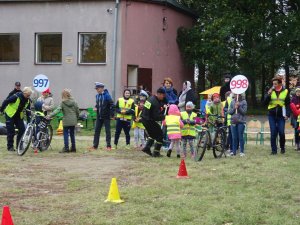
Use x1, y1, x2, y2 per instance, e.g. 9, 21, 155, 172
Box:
111, 0, 119, 101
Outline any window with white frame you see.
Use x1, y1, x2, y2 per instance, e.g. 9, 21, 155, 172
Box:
78, 33, 106, 64
0, 34, 20, 63
35, 33, 62, 64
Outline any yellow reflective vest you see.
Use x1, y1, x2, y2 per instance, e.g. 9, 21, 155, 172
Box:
131, 106, 145, 129
5, 97, 29, 119
165, 115, 181, 135
268, 89, 288, 110
116, 98, 134, 120
226, 96, 232, 126
180, 111, 197, 137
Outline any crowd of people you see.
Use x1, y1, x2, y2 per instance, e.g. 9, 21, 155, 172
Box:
0, 74, 298, 158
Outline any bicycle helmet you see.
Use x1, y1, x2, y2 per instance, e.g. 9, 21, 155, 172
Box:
34, 101, 43, 112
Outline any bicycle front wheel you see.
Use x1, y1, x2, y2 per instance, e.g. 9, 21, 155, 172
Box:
212, 128, 226, 158
195, 130, 209, 161
17, 125, 33, 156
39, 125, 53, 151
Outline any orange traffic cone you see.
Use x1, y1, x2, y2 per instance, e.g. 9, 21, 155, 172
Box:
56, 120, 63, 135
105, 178, 124, 203
1, 206, 14, 225
176, 159, 190, 179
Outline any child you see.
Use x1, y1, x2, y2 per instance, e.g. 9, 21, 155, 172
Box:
132, 100, 146, 148
114, 89, 135, 149
180, 101, 197, 159
49, 89, 79, 153
209, 93, 224, 125
290, 87, 300, 150
163, 104, 184, 158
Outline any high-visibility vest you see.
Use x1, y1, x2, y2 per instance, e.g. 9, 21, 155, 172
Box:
226, 96, 232, 126
165, 115, 181, 135
116, 98, 134, 120
205, 103, 211, 115
131, 106, 145, 129
5, 97, 29, 119
268, 89, 288, 110
180, 111, 197, 137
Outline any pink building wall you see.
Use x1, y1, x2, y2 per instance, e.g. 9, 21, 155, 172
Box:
120, 1, 195, 93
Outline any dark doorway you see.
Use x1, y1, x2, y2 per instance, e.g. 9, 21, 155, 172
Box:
138, 68, 152, 93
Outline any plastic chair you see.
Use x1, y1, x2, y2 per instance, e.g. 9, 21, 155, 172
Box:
244, 119, 262, 145
285, 122, 294, 146
260, 121, 270, 145
87, 107, 97, 129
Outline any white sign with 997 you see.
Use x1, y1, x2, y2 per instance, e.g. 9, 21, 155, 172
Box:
33, 74, 50, 92
230, 75, 249, 95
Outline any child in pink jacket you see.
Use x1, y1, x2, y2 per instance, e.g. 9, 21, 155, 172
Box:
162, 104, 184, 158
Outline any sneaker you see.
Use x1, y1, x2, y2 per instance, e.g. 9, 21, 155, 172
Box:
230, 152, 234, 156
280, 149, 285, 154
240, 153, 245, 157
59, 147, 69, 153
7, 147, 15, 152
106, 147, 112, 151
87, 146, 97, 151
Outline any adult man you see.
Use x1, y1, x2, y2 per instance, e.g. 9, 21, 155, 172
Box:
0, 87, 32, 151
141, 87, 167, 157
264, 76, 290, 155
88, 82, 115, 151
6, 81, 22, 99
220, 73, 231, 102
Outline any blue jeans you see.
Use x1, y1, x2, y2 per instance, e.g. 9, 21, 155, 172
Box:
63, 126, 75, 149
230, 123, 245, 155
114, 119, 131, 145
268, 115, 285, 153
93, 118, 111, 148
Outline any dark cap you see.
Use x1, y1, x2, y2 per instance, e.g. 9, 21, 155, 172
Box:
157, 87, 166, 94
95, 82, 105, 89
15, 81, 21, 86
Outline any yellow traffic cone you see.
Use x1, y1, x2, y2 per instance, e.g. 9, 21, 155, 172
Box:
56, 120, 63, 135
105, 178, 124, 203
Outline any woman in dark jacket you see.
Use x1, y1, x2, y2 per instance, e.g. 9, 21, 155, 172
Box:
178, 81, 196, 111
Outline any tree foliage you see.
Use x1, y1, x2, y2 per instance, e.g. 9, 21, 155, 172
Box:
177, 0, 300, 106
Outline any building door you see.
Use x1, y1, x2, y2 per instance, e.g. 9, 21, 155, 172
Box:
138, 68, 152, 93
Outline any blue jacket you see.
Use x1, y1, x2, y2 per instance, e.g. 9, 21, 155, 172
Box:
164, 87, 178, 104
95, 89, 115, 119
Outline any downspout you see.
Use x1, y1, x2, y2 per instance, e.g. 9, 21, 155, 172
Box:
111, 0, 119, 101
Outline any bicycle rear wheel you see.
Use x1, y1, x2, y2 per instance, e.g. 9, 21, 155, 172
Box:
195, 130, 209, 161
212, 128, 226, 158
39, 125, 53, 151
17, 126, 33, 156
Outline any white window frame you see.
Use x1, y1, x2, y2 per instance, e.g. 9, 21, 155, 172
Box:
35, 32, 62, 65
0, 33, 20, 64
78, 32, 107, 65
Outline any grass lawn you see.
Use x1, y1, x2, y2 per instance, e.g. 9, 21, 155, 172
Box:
0, 136, 300, 225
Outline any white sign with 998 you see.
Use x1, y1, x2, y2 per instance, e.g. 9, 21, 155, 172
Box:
230, 75, 249, 95
33, 74, 50, 92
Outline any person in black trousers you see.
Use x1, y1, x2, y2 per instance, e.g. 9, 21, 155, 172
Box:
88, 82, 115, 151
1, 87, 32, 151
141, 87, 167, 157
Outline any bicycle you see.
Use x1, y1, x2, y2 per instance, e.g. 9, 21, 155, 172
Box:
17, 110, 53, 156
195, 113, 227, 161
